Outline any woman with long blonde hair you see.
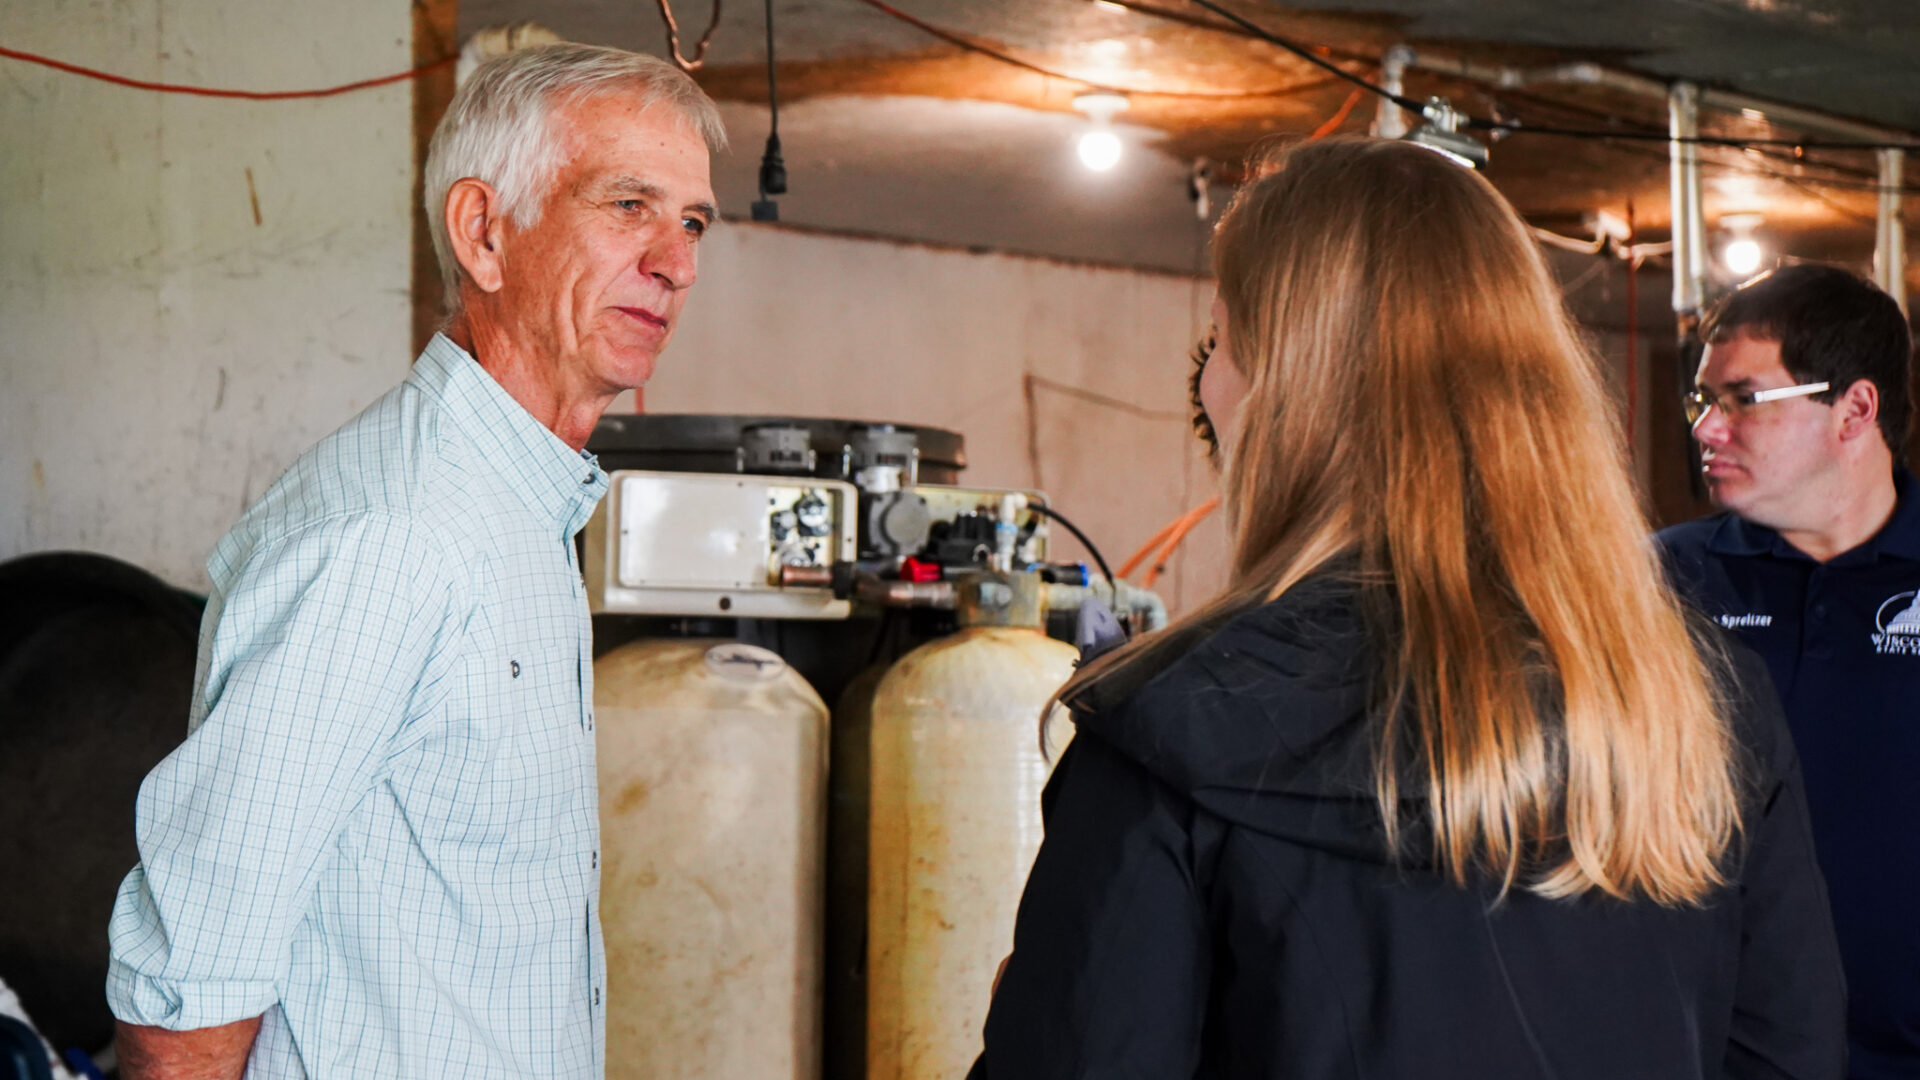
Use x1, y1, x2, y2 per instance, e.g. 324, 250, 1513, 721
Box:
969, 138, 1843, 1079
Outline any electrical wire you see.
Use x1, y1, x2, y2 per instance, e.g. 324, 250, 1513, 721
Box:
655, 0, 724, 72
0, 43, 453, 99
1141, 497, 1219, 589
1028, 503, 1117, 591
849, 0, 1364, 100
1310, 88, 1365, 139
764, 0, 779, 138
753, 0, 787, 216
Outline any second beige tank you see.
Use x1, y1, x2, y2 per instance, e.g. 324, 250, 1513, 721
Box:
865, 624, 1077, 1080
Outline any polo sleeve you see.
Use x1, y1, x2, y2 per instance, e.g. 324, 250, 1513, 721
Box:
968, 734, 1213, 1080
105, 512, 464, 1030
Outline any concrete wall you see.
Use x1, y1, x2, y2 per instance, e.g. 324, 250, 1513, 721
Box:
0, 0, 414, 590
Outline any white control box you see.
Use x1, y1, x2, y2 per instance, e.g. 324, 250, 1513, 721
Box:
584, 470, 858, 620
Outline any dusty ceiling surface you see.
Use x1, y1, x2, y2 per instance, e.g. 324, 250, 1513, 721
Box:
460, 0, 1920, 277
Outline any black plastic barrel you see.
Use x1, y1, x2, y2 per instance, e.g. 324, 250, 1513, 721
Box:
0, 552, 204, 1057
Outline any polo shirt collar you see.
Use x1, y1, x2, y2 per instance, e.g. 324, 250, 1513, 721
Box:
1872, 468, 1920, 560
1707, 468, 1920, 563
410, 334, 609, 538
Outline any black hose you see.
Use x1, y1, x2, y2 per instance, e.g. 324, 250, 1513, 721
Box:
1027, 503, 1116, 593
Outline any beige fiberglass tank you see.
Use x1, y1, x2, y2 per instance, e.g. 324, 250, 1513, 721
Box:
866, 572, 1078, 1080
596, 639, 829, 1080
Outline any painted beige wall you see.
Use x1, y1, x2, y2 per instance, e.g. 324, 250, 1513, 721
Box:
0, 0, 414, 590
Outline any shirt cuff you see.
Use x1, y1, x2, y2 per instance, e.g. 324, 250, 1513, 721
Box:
104, 957, 278, 1031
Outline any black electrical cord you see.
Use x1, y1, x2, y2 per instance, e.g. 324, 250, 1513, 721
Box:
752, 0, 786, 221
1027, 503, 1116, 593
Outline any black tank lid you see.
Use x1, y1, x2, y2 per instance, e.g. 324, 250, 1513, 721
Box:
586, 414, 967, 483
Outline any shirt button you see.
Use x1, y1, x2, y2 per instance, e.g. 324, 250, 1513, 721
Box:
593, 986, 601, 1007
510, 660, 521, 678
592, 850, 599, 869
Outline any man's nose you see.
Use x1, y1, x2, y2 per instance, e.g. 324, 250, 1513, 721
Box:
643, 230, 698, 291
1691, 405, 1732, 447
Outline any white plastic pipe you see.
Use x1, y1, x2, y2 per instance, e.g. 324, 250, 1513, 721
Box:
1372, 45, 1413, 139
1877, 149, 1908, 314
1669, 82, 1709, 318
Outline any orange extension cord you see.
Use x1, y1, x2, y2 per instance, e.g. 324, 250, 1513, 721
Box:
1117, 496, 1221, 588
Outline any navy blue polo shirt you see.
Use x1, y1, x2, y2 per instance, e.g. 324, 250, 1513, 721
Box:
1659, 470, 1920, 1079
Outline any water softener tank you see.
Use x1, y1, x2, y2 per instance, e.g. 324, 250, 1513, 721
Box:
596, 640, 830, 1080
865, 573, 1077, 1080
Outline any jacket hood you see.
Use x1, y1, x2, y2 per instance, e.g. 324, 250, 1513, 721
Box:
1071, 575, 1418, 866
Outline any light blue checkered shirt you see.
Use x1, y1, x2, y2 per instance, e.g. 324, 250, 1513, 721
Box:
107, 335, 610, 1079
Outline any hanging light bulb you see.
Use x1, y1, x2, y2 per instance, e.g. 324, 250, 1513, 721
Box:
1071, 91, 1129, 173
1077, 130, 1123, 171
1723, 238, 1764, 276
1719, 213, 1767, 278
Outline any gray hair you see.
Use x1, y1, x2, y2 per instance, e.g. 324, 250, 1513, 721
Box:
424, 43, 728, 313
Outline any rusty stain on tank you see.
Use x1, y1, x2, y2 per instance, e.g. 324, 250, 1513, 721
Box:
614, 777, 649, 815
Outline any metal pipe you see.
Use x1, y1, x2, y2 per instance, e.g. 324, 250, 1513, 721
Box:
778, 565, 834, 589
1044, 580, 1169, 633
1669, 82, 1709, 320
854, 577, 955, 609
1698, 87, 1914, 146
1521, 61, 1666, 99
1877, 149, 1908, 314
1385, 48, 1525, 90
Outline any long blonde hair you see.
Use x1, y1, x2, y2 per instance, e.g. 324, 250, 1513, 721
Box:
1065, 138, 1741, 905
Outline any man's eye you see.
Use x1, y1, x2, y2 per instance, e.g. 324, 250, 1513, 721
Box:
683, 217, 709, 238
614, 199, 644, 212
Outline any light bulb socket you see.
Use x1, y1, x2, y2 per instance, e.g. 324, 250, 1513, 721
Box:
758, 132, 788, 198
1071, 90, 1130, 124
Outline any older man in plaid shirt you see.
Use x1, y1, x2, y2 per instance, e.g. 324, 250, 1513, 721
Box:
105, 45, 724, 1079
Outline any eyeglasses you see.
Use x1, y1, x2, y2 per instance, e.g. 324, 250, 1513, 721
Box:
1682, 380, 1831, 426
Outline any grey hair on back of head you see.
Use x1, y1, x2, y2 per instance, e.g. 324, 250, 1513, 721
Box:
424, 42, 727, 314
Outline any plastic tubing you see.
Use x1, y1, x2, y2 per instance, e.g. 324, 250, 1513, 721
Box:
1132, 497, 1222, 588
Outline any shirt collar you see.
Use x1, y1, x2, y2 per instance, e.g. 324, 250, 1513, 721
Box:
1707, 468, 1920, 563
410, 334, 609, 538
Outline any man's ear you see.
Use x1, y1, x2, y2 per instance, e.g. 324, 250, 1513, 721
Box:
1835, 377, 1881, 442
445, 178, 508, 296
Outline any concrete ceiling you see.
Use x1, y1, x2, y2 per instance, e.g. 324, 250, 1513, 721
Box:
459, 0, 1920, 277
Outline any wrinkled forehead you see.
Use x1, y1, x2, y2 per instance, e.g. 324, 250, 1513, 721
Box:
552, 93, 714, 189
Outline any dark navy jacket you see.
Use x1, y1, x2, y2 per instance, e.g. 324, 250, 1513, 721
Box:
971, 577, 1845, 1079
1661, 470, 1920, 1080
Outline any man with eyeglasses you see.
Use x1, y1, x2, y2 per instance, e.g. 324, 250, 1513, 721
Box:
1659, 263, 1918, 1080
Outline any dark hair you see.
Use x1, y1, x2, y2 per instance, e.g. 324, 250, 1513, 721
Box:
1699, 264, 1914, 457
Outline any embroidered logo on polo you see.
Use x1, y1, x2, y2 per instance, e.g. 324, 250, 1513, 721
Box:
1717, 613, 1773, 629
1871, 590, 1920, 655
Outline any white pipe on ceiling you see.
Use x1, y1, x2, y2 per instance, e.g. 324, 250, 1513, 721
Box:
1372, 44, 1413, 139
1669, 81, 1709, 320
1877, 149, 1908, 314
